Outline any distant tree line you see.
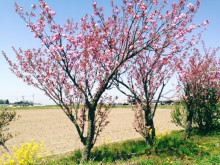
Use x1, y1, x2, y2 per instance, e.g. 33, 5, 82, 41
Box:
0, 99, 9, 104
13, 101, 33, 106
0, 99, 33, 106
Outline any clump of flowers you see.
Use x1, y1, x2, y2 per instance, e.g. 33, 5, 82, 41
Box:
0, 140, 49, 164
155, 127, 169, 140
196, 144, 208, 151
145, 123, 170, 144
166, 157, 173, 164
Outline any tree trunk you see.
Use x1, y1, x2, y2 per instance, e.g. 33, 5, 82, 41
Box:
145, 107, 155, 146
146, 119, 155, 146
197, 107, 204, 131
185, 109, 193, 139
82, 143, 92, 162
81, 108, 95, 162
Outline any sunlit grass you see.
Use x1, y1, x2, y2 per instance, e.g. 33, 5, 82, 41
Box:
43, 129, 220, 164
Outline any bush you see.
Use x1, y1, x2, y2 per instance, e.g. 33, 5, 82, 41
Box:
193, 89, 219, 131
171, 88, 219, 133
0, 109, 17, 145
171, 102, 187, 129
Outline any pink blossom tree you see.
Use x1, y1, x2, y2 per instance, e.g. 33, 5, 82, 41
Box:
176, 42, 219, 138
113, 1, 205, 145
2, 0, 206, 161
115, 50, 178, 145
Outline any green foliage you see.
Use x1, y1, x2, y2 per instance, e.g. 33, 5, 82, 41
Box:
172, 89, 220, 133
171, 102, 187, 128
193, 89, 219, 131
0, 109, 17, 145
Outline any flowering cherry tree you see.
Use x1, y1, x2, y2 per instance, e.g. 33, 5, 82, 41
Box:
2, 0, 207, 161
114, 0, 206, 145
176, 42, 219, 138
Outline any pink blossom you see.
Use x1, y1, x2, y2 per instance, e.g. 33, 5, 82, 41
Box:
93, 2, 97, 8
187, 3, 194, 9
190, 42, 195, 46
196, 1, 201, 6
202, 20, 210, 26
135, 15, 141, 21
45, 5, 50, 11
31, 4, 36, 10
14, 2, 19, 7
162, 27, 167, 31
139, 3, 147, 10
153, 0, 158, 6
98, 7, 104, 12
49, 11, 56, 15
128, 2, 134, 8
179, 13, 186, 19
189, 24, 195, 30
77, 33, 83, 40
153, 44, 158, 49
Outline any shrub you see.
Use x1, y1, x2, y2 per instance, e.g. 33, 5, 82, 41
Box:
174, 44, 219, 138
193, 88, 219, 131
172, 88, 219, 133
171, 102, 187, 129
0, 109, 17, 145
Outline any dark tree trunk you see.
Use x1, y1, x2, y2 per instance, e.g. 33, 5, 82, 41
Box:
197, 108, 204, 131
81, 107, 95, 162
145, 107, 155, 146
185, 108, 193, 139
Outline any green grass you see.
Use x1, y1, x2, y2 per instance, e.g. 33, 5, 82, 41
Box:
154, 104, 173, 109
42, 129, 220, 165
113, 105, 173, 109
0, 104, 173, 111
0, 105, 60, 111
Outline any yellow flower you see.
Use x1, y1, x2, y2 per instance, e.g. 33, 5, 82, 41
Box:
1, 140, 48, 165
45, 150, 50, 154
107, 138, 110, 144
149, 128, 152, 135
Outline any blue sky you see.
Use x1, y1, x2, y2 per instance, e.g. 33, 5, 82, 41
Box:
0, 0, 219, 105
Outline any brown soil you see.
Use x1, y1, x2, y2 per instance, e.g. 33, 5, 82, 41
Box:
0, 108, 181, 155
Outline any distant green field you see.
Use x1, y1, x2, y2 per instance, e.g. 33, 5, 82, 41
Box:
0, 104, 173, 111
113, 104, 173, 109
0, 105, 60, 111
